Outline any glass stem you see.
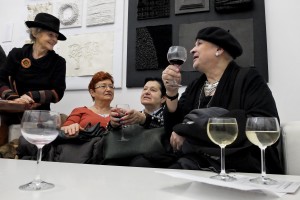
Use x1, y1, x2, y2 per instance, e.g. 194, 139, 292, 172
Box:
261, 148, 266, 179
220, 147, 226, 176
35, 147, 43, 183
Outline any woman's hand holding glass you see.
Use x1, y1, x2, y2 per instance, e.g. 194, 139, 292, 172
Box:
245, 117, 280, 185
115, 104, 130, 141
165, 46, 187, 88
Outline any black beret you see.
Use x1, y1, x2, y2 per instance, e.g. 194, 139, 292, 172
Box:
196, 27, 243, 58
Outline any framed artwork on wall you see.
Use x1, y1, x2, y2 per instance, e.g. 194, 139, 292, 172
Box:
127, 0, 268, 87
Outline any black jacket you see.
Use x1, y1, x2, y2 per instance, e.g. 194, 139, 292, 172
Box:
164, 61, 283, 174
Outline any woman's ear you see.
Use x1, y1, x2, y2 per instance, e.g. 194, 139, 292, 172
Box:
89, 89, 95, 97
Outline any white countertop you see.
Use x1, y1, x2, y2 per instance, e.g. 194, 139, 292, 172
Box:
0, 158, 299, 200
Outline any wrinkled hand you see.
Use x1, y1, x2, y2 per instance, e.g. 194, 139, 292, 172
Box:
162, 65, 181, 93
109, 107, 123, 127
61, 123, 84, 136
120, 109, 146, 125
170, 131, 185, 152
109, 107, 146, 127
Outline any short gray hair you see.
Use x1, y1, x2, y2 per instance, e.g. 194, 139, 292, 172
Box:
27, 27, 43, 42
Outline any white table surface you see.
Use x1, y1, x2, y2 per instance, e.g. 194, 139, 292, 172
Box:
0, 158, 299, 200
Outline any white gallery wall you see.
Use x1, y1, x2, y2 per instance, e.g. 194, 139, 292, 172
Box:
1, 0, 299, 124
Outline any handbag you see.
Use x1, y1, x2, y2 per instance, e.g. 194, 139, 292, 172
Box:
102, 124, 166, 160
47, 123, 106, 164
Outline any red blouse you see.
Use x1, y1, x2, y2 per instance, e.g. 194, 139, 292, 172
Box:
62, 106, 110, 128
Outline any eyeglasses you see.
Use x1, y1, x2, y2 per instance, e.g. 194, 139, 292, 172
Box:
95, 84, 115, 89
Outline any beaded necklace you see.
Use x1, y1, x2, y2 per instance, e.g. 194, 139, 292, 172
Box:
197, 80, 219, 109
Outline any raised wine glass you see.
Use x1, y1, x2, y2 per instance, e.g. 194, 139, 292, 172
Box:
207, 117, 238, 181
116, 104, 130, 141
19, 110, 61, 191
166, 46, 187, 87
245, 117, 280, 185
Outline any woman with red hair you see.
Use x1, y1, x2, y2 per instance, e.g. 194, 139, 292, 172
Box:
61, 71, 114, 136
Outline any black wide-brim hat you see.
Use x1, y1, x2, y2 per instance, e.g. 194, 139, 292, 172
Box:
196, 27, 242, 58
25, 13, 66, 41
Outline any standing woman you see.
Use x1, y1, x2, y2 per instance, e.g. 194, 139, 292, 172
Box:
0, 13, 67, 144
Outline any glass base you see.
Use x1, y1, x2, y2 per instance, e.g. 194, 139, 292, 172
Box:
19, 180, 55, 191
249, 176, 277, 185
210, 174, 236, 182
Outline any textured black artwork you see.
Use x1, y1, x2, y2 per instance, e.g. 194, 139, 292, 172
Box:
137, 0, 170, 20
127, 0, 268, 87
175, 0, 210, 15
136, 25, 172, 70
215, 0, 254, 13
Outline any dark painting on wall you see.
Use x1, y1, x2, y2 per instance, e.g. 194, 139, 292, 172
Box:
136, 24, 172, 70
175, 0, 210, 15
127, 0, 268, 87
137, 0, 170, 20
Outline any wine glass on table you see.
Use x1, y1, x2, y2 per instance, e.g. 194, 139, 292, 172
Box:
166, 46, 187, 87
116, 104, 130, 141
207, 117, 238, 181
245, 117, 280, 185
19, 110, 61, 191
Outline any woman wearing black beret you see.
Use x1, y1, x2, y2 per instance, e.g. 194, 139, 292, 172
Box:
0, 13, 67, 144
161, 27, 283, 174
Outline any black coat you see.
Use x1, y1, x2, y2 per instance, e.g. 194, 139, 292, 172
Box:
0, 44, 66, 110
164, 61, 283, 174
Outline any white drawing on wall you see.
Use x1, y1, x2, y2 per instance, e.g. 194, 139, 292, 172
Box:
55, 31, 114, 77
54, 0, 82, 29
27, 2, 53, 21
86, 0, 115, 26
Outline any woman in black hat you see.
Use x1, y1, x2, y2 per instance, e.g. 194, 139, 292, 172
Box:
161, 27, 283, 174
0, 13, 67, 143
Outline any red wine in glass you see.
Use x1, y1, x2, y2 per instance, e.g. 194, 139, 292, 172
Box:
167, 46, 187, 87
169, 59, 185, 66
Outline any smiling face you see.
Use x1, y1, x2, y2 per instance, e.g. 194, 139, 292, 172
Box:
140, 80, 165, 112
33, 29, 58, 51
190, 39, 219, 73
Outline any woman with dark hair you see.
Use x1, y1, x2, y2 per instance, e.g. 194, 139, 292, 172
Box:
109, 77, 166, 129
61, 71, 114, 136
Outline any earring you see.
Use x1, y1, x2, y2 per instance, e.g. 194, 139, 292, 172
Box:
215, 52, 219, 57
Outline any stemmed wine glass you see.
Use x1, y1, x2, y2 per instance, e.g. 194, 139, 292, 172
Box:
245, 117, 280, 185
207, 117, 238, 181
166, 46, 187, 87
116, 104, 130, 141
19, 110, 61, 191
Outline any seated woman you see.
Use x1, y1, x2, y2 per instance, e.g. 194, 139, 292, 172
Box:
17, 71, 115, 160
109, 77, 166, 129
61, 71, 114, 136
106, 77, 166, 166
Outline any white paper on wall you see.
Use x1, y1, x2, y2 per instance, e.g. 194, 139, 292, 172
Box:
1, 23, 14, 43
54, 0, 82, 29
55, 31, 114, 77
86, 0, 115, 26
27, 2, 53, 21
